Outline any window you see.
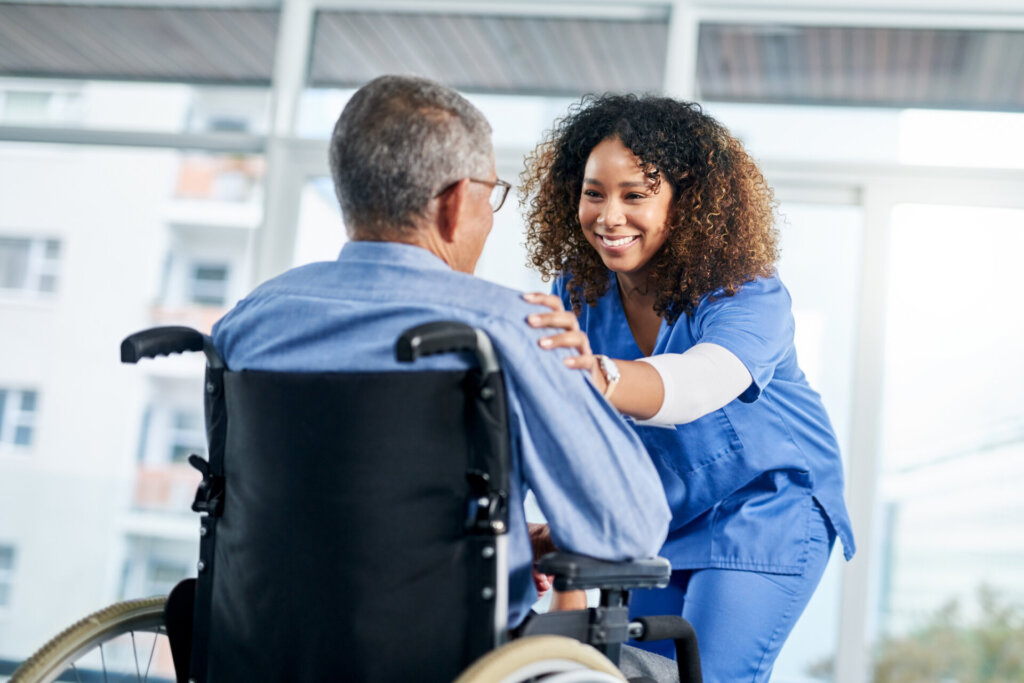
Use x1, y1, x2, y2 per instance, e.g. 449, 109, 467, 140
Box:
188, 263, 229, 307
1, 91, 50, 122
169, 409, 205, 463
876, 205, 1024, 678
0, 87, 83, 126
0, 545, 14, 609
142, 558, 190, 597
0, 236, 61, 295
119, 538, 196, 601
0, 388, 38, 448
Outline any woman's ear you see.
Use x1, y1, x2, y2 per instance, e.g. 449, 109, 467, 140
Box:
435, 178, 471, 244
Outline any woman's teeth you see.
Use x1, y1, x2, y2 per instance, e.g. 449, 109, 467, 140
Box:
601, 235, 638, 247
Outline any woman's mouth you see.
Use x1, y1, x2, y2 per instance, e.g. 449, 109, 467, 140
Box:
598, 234, 640, 251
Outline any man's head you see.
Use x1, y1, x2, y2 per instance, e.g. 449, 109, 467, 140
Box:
329, 75, 498, 272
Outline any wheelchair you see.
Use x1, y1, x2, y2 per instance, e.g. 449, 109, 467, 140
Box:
12, 322, 701, 683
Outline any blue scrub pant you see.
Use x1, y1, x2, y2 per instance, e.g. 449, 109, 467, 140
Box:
628, 503, 836, 683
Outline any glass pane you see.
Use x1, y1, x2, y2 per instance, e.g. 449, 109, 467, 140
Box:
37, 274, 56, 293
0, 237, 29, 289
189, 263, 229, 306
170, 445, 193, 464
770, 202, 863, 682
176, 154, 265, 203
0, 583, 9, 607
19, 390, 36, 412
293, 177, 346, 268
0, 139, 244, 660
3, 91, 51, 122
876, 204, 1024, 680
13, 425, 32, 446
0, 545, 12, 569
0, 79, 270, 135
172, 411, 202, 430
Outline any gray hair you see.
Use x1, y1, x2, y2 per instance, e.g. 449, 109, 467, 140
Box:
329, 75, 494, 239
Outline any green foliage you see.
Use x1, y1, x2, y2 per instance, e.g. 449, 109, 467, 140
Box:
807, 585, 1024, 682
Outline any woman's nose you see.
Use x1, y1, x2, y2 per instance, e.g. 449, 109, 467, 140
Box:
598, 200, 625, 227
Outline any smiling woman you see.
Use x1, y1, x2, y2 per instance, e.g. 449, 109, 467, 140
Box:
578, 137, 674, 285
519, 93, 856, 682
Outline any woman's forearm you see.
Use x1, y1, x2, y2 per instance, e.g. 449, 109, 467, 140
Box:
606, 359, 665, 419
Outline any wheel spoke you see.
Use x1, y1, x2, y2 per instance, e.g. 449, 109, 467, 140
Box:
131, 630, 143, 681
71, 662, 83, 683
100, 641, 109, 683
143, 628, 159, 683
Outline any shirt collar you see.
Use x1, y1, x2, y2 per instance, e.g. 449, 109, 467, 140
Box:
338, 240, 453, 273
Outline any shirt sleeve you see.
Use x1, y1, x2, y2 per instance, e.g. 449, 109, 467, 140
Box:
692, 277, 795, 402
635, 343, 753, 425
491, 316, 671, 562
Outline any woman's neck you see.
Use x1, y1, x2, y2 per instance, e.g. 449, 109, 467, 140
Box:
616, 272, 662, 356
616, 271, 657, 309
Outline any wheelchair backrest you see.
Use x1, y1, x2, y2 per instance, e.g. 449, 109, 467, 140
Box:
195, 368, 507, 682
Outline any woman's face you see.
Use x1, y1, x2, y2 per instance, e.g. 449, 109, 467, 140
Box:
578, 137, 673, 284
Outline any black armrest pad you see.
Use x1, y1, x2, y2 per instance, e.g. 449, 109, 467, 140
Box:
536, 552, 671, 591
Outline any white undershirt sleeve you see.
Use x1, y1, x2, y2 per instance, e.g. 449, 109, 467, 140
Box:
634, 343, 753, 426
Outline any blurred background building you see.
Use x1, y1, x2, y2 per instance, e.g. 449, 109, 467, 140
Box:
0, 1, 1022, 681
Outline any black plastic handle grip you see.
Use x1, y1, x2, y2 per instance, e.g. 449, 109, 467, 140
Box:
395, 321, 479, 362
121, 326, 205, 364
632, 615, 703, 683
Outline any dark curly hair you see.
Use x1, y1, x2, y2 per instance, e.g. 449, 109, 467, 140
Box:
521, 94, 779, 323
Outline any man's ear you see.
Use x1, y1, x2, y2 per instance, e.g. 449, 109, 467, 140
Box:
436, 178, 471, 244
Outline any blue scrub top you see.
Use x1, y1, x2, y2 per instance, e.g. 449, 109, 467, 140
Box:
556, 273, 856, 574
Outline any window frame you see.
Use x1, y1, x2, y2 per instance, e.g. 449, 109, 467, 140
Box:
0, 235, 61, 297
0, 387, 39, 450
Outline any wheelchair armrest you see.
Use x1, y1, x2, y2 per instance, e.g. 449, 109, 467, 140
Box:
536, 552, 671, 592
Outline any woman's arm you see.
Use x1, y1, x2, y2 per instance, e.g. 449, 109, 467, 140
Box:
524, 292, 752, 423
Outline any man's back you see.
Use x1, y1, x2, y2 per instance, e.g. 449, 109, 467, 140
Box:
213, 241, 670, 626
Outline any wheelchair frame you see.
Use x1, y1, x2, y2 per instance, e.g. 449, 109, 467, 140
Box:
12, 322, 701, 683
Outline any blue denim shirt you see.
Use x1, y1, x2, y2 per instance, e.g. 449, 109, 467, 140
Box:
213, 241, 671, 626
557, 274, 855, 574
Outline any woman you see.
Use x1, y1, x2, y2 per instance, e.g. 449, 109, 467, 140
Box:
520, 94, 855, 681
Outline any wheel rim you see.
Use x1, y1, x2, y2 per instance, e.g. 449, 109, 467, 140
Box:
11, 597, 170, 683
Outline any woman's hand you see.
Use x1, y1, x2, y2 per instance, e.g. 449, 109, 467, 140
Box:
523, 293, 606, 392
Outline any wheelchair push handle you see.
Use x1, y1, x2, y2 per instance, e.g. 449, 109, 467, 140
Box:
121, 326, 224, 368
396, 321, 499, 375
632, 615, 703, 683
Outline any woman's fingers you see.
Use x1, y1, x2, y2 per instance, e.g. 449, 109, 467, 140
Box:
523, 291, 566, 312
538, 330, 591, 354
527, 310, 579, 333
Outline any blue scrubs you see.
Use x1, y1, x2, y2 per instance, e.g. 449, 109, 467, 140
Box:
555, 273, 855, 681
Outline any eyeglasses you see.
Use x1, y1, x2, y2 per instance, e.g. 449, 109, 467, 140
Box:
435, 177, 512, 213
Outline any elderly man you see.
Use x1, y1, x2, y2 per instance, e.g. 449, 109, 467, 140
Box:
212, 75, 670, 648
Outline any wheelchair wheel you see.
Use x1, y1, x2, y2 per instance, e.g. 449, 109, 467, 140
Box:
454, 635, 627, 683
11, 596, 170, 683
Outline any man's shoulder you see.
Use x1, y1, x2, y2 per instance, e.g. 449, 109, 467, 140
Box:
441, 273, 542, 324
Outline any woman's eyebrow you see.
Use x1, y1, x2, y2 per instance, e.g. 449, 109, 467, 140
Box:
582, 178, 648, 189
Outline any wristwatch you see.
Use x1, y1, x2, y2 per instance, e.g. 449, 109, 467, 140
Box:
595, 355, 621, 399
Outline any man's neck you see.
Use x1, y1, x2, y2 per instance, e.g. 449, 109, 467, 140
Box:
349, 231, 462, 273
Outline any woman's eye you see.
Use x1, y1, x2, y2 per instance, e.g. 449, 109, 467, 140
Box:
626, 192, 646, 200
582, 189, 601, 198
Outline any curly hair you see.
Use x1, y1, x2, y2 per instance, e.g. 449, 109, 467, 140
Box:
521, 94, 779, 323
